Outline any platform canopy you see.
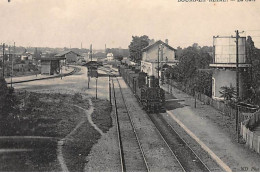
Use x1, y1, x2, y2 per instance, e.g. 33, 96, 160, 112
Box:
82, 61, 103, 68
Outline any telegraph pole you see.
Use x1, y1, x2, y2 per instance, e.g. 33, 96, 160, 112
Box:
8, 46, 10, 78
11, 42, 15, 87
109, 75, 111, 104
157, 45, 160, 85
235, 30, 239, 103
90, 44, 93, 61
160, 44, 164, 85
235, 30, 240, 142
96, 77, 98, 99
2, 43, 5, 78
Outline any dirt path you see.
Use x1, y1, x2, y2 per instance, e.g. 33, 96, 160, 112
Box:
57, 98, 95, 172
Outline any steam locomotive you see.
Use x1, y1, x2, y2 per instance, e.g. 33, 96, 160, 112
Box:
119, 63, 165, 113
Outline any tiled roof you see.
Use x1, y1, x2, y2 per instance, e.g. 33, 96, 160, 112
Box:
55, 50, 82, 57
142, 40, 176, 52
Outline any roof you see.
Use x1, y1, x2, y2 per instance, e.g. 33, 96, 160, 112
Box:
142, 40, 176, 52
55, 50, 82, 57
82, 61, 103, 67
40, 57, 66, 61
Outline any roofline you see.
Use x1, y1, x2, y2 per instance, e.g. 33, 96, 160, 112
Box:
39, 57, 66, 61
55, 50, 83, 57
142, 40, 176, 52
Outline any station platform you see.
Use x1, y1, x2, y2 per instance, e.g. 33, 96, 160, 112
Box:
160, 84, 260, 172
4, 66, 74, 84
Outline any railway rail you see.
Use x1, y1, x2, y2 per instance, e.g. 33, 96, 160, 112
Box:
101, 65, 211, 172
148, 113, 210, 172
7, 66, 81, 85
111, 76, 149, 172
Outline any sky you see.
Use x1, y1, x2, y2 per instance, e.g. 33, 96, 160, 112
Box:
0, 0, 260, 49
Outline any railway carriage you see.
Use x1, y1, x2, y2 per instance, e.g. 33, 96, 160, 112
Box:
119, 63, 165, 113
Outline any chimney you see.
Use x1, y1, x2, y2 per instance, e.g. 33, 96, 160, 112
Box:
165, 39, 169, 45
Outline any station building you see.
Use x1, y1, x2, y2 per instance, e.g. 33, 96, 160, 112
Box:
141, 40, 178, 78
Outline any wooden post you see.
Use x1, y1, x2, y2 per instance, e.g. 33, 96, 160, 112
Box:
60, 62, 63, 80
170, 79, 172, 94
88, 76, 90, 89
109, 75, 111, 104
96, 77, 98, 99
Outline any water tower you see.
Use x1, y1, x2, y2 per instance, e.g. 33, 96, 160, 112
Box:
209, 36, 251, 100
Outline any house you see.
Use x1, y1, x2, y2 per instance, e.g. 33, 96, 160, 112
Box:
21, 52, 33, 61
107, 53, 114, 61
209, 36, 251, 100
55, 50, 83, 64
141, 40, 177, 78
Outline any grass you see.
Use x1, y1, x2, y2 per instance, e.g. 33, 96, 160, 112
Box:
0, 91, 113, 171
0, 92, 89, 137
0, 91, 89, 171
62, 98, 112, 171
91, 98, 112, 133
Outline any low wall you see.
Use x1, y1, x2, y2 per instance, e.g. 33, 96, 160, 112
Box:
240, 111, 260, 154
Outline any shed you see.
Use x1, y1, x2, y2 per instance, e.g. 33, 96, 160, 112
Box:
40, 57, 65, 75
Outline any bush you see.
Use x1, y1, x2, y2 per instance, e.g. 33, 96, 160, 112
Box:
0, 77, 19, 119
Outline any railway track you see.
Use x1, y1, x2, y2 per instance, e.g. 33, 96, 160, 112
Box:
111, 77, 149, 172
148, 112, 210, 172
103, 65, 210, 172
7, 66, 81, 84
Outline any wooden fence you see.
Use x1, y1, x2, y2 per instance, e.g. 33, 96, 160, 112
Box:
240, 110, 260, 154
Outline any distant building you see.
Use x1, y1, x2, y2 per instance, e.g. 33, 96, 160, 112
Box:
55, 50, 83, 64
209, 36, 251, 100
107, 53, 114, 61
141, 40, 177, 78
21, 52, 33, 61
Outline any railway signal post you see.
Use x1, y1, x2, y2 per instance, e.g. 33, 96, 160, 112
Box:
95, 72, 99, 99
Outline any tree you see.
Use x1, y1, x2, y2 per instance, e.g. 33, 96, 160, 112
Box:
0, 78, 18, 119
167, 43, 213, 95
246, 36, 260, 104
175, 45, 212, 82
219, 85, 236, 101
114, 55, 123, 61
128, 35, 150, 63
